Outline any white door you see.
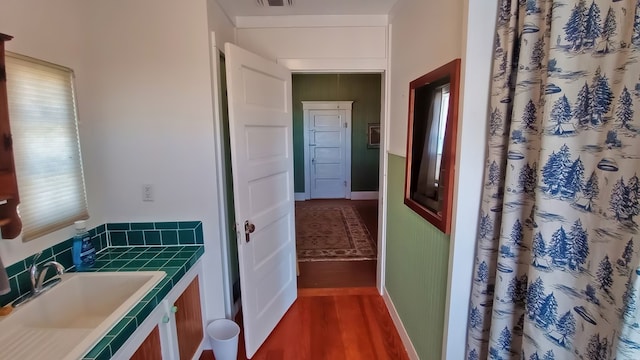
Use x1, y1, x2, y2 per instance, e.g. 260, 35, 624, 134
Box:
309, 109, 348, 198
224, 43, 297, 359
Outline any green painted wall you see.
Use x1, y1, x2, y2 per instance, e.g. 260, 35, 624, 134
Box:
292, 74, 381, 193
385, 153, 450, 359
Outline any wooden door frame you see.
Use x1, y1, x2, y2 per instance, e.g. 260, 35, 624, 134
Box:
209, 41, 236, 319
278, 64, 388, 296
301, 101, 353, 200
210, 45, 390, 314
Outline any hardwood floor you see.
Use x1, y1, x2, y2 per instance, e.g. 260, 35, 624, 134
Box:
201, 200, 392, 359
296, 199, 379, 289
201, 288, 408, 360
297, 260, 377, 288
351, 200, 378, 237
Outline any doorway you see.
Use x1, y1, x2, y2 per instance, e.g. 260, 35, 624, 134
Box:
303, 101, 352, 199
215, 65, 385, 314
212, 43, 390, 357
291, 74, 381, 289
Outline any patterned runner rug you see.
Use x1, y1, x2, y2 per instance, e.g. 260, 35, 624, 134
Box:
295, 203, 376, 262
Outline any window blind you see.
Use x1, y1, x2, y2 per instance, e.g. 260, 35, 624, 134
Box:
5, 52, 88, 241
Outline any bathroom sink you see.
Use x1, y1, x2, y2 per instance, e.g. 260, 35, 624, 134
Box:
0, 271, 165, 359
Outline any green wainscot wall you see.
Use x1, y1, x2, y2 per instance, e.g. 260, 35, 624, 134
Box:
385, 153, 450, 359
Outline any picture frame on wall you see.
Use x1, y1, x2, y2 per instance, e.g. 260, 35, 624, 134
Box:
368, 123, 380, 148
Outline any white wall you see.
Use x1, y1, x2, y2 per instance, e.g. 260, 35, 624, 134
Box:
442, 0, 497, 359
0, 0, 104, 265
387, 0, 463, 157
236, 20, 387, 71
208, 0, 236, 48
238, 27, 386, 61
81, 0, 226, 321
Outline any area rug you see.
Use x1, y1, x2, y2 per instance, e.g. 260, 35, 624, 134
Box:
295, 203, 376, 262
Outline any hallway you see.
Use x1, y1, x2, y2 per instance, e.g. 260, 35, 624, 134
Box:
295, 199, 378, 288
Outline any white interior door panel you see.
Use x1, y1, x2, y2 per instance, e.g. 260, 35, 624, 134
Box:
224, 42, 297, 359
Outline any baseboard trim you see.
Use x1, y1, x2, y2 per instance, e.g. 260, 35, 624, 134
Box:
351, 191, 379, 200
296, 191, 378, 201
383, 289, 419, 360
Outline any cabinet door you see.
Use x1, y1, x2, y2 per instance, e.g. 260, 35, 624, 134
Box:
175, 276, 204, 359
130, 325, 162, 360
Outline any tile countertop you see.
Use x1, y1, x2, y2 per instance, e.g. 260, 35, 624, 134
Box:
80, 245, 204, 360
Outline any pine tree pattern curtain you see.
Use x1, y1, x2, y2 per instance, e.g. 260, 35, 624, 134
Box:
467, 0, 640, 359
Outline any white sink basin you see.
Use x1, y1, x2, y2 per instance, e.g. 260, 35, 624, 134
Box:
0, 271, 165, 360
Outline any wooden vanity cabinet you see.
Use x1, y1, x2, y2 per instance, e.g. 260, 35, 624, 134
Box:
113, 262, 207, 360
130, 326, 163, 360
0, 33, 21, 239
175, 276, 204, 359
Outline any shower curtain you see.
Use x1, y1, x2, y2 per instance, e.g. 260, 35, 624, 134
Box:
466, 0, 640, 359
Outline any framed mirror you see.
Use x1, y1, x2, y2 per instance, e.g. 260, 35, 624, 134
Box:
404, 59, 461, 234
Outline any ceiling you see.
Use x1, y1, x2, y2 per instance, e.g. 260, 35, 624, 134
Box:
215, 0, 398, 18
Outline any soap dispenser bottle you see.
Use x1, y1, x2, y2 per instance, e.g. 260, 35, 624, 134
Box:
72, 220, 95, 271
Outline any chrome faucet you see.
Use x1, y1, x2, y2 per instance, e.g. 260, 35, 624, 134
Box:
29, 252, 65, 295
12, 252, 65, 308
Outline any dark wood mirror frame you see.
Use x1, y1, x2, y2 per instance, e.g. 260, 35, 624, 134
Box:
0, 33, 21, 239
404, 59, 461, 234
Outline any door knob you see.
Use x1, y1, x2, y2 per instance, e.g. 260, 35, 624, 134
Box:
244, 220, 255, 243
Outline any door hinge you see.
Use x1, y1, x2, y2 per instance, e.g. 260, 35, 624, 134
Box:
344, 181, 347, 187
343, 122, 347, 128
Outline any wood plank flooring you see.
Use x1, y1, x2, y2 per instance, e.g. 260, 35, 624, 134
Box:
201, 288, 408, 360
297, 260, 377, 288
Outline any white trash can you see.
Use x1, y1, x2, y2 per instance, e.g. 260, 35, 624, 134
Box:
207, 319, 240, 360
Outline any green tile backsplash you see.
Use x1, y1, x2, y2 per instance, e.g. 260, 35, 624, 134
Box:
0, 221, 203, 307
107, 221, 203, 247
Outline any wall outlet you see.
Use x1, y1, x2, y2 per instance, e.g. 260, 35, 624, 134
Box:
142, 184, 154, 202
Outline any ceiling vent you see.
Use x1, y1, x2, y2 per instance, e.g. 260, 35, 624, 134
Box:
257, 0, 293, 7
